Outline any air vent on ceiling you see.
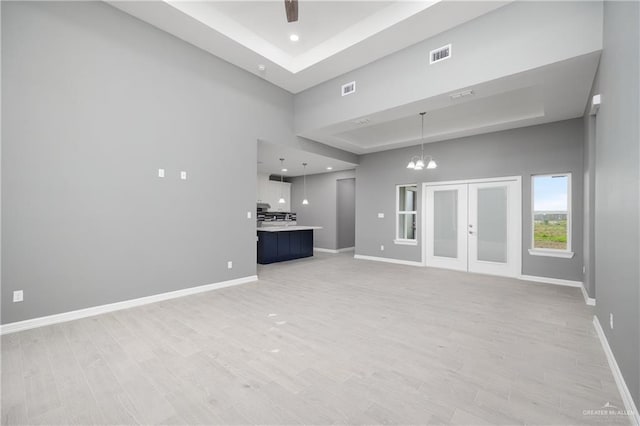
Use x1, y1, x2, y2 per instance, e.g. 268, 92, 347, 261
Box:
450, 89, 474, 100
341, 81, 356, 97
430, 44, 451, 64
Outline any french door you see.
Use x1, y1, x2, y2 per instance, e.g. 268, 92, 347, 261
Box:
424, 178, 521, 277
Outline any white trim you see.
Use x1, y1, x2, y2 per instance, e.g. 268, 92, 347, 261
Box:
314, 247, 339, 253
393, 239, 418, 246
354, 254, 423, 267
315, 247, 355, 253
581, 284, 596, 306
518, 274, 583, 288
336, 247, 355, 253
528, 248, 575, 258
422, 176, 522, 187
0, 275, 258, 335
593, 316, 639, 425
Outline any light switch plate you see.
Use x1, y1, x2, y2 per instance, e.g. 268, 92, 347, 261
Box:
158, 168, 165, 178
227, 261, 233, 269
180, 171, 187, 180
13, 290, 24, 303
247, 211, 252, 219
377, 213, 384, 219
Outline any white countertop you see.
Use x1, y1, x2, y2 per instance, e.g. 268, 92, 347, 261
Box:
257, 226, 323, 232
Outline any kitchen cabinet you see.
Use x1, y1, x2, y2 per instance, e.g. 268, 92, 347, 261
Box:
257, 229, 314, 264
264, 181, 291, 212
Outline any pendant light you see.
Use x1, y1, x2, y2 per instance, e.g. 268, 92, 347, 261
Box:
407, 112, 437, 171
302, 162, 309, 205
278, 158, 286, 204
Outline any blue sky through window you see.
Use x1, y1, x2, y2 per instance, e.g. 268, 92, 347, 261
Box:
534, 175, 568, 212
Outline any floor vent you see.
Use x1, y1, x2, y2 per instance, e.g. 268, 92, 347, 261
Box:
341, 81, 356, 96
430, 44, 452, 64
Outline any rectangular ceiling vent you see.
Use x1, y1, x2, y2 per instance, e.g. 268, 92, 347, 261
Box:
430, 44, 451, 64
341, 81, 356, 97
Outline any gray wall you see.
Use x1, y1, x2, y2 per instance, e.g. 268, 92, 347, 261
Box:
294, 1, 602, 135
290, 170, 356, 250
355, 119, 584, 281
1, 1, 294, 324
592, 1, 640, 407
583, 66, 600, 299
336, 178, 356, 250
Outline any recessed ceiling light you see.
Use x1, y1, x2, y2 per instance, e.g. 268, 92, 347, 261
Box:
289, 34, 299, 42
258, 64, 266, 71
326, 166, 333, 170
281, 168, 288, 172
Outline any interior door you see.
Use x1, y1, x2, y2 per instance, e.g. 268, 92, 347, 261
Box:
467, 180, 520, 277
425, 184, 468, 271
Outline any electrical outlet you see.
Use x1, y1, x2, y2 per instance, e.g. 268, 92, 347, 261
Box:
380, 245, 384, 251
227, 261, 233, 269
180, 171, 187, 180
377, 213, 384, 219
610, 313, 614, 329
158, 168, 165, 178
13, 290, 24, 303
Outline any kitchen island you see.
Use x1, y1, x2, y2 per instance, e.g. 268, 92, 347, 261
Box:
257, 226, 322, 264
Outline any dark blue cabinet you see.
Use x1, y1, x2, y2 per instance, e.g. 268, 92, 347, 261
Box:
257, 229, 314, 264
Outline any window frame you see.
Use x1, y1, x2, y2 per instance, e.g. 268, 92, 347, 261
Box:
394, 184, 418, 246
529, 173, 574, 258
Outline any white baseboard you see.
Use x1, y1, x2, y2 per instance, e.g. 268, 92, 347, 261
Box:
336, 247, 355, 253
581, 284, 596, 306
518, 275, 596, 306
353, 254, 423, 267
314, 247, 339, 253
314, 247, 355, 254
0, 275, 258, 335
518, 274, 583, 288
593, 316, 639, 425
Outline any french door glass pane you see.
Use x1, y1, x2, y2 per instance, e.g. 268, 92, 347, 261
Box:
434, 190, 458, 258
398, 213, 416, 239
477, 187, 507, 263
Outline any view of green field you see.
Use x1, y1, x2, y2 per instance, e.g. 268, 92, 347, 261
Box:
533, 219, 567, 249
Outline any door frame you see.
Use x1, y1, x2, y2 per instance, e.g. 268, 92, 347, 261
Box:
421, 176, 522, 277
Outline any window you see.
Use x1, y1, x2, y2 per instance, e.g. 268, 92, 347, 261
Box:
395, 184, 418, 245
529, 173, 574, 258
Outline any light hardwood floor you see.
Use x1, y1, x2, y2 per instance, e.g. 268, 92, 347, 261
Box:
1, 253, 631, 425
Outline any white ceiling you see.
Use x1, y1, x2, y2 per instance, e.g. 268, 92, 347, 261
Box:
107, 0, 510, 93
304, 52, 601, 154
204, 1, 393, 58
108, 1, 598, 159
257, 140, 358, 177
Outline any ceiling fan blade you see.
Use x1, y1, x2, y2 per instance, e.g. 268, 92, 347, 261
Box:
284, 0, 298, 23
